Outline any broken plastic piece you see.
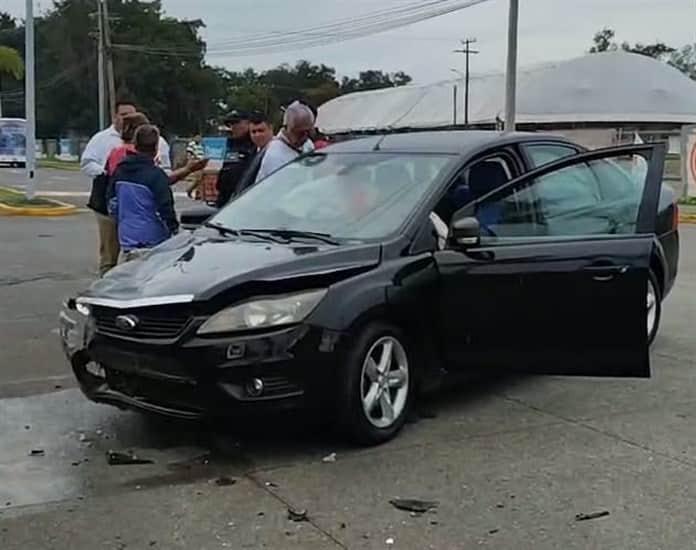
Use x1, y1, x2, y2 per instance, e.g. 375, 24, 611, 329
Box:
287, 508, 308, 522
29, 449, 45, 457
575, 510, 610, 522
106, 451, 154, 465
322, 452, 337, 463
215, 476, 237, 487
389, 498, 439, 515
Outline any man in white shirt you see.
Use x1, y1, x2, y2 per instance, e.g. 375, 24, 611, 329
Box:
81, 99, 171, 276
255, 101, 315, 184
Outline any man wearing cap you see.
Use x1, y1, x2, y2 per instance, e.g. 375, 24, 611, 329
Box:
215, 110, 255, 208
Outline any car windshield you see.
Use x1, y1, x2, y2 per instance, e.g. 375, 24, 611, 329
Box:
210, 153, 453, 241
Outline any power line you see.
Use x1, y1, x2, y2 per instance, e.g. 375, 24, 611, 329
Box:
112, 0, 492, 58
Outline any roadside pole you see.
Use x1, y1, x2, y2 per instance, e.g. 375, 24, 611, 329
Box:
102, 0, 116, 117
504, 0, 519, 133
97, 0, 106, 128
25, 0, 37, 200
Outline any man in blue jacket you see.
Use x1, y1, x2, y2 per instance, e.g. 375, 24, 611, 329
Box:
109, 124, 178, 263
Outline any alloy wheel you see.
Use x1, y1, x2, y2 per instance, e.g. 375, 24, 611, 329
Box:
647, 278, 657, 338
360, 336, 409, 429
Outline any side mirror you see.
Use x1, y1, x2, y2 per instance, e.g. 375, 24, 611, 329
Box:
179, 204, 219, 230
450, 216, 480, 247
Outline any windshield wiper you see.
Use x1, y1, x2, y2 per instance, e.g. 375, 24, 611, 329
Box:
203, 222, 239, 238
239, 228, 341, 245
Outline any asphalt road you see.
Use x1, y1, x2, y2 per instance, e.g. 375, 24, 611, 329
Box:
2, 183, 696, 548
0, 166, 196, 204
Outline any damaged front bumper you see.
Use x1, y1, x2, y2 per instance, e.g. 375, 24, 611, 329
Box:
59, 300, 345, 420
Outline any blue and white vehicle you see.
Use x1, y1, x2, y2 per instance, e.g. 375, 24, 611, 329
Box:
0, 117, 26, 167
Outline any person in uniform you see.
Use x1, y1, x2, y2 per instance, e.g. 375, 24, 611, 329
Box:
215, 110, 255, 208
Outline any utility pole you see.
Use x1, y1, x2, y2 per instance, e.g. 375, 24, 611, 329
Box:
97, 0, 106, 128
453, 37, 478, 127
504, 0, 519, 133
101, 0, 116, 117
25, 0, 36, 200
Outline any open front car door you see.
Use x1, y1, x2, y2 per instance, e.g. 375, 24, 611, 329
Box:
435, 143, 666, 378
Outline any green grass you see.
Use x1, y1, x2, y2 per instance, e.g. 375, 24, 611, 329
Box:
38, 158, 81, 171
0, 187, 56, 207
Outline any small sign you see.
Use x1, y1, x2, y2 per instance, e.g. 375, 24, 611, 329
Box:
202, 137, 227, 161
682, 125, 696, 198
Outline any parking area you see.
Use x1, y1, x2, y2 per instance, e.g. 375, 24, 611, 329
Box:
1, 199, 696, 548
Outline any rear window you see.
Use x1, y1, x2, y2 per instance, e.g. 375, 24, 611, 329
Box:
524, 144, 578, 168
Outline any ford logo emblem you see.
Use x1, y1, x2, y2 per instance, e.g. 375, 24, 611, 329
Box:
115, 314, 139, 331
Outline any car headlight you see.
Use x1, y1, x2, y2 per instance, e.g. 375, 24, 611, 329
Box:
197, 289, 327, 335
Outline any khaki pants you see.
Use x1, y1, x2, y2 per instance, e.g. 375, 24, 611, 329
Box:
95, 213, 120, 277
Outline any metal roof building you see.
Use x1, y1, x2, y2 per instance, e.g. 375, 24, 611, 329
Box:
317, 52, 696, 134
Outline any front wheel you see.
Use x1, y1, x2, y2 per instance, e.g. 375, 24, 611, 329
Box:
647, 271, 662, 346
338, 322, 414, 445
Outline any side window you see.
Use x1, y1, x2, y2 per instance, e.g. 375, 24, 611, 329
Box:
475, 154, 648, 240
524, 144, 577, 168
435, 155, 514, 225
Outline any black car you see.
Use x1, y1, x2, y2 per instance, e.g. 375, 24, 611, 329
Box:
60, 131, 678, 445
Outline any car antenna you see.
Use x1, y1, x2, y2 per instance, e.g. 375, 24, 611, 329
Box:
373, 130, 391, 151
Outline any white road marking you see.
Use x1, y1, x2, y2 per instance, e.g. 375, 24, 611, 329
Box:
9, 190, 187, 198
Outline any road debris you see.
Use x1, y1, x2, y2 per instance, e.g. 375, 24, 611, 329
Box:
265, 481, 279, 488
386, 537, 395, 545
214, 476, 237, 487
389, 498, 439, 515
29, 449, 45, 457
489, 528, 500, 535
287, 508, 308, 522
322, 452, 337, 463
106, 450, 154, 465
575, 510, 610, 522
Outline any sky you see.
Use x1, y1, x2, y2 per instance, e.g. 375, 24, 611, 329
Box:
4, 0, 696, 84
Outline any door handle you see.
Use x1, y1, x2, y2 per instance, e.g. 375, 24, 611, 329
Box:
583, 264, 629, 281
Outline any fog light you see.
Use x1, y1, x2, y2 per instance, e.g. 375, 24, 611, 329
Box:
85, 362, 105, 379
246, 378, 264, 397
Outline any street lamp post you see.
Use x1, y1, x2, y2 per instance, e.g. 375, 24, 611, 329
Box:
450, 69, 464, 126
504, 0, 519, 133
25, 0, 36, 200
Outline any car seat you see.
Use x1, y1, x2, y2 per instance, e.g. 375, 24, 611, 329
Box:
468, 161, 511, 229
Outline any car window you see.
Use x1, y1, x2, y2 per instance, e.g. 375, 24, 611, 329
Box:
474, 154, 648, 241
435, 155, 514, 225
212, 153, 453, 241
524, 144, 577, 168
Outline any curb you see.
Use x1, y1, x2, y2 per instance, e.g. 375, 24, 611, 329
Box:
0, 187, 79, 217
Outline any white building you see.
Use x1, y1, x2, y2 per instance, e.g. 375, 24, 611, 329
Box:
318, 51, 696, 154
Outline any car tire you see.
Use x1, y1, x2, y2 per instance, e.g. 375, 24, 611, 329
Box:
338, 322, 415, 446
648, 270, 662, 346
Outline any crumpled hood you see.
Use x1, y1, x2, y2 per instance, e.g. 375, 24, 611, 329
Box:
82, 231, 381, 303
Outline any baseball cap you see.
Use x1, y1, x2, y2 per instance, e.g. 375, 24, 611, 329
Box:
224, 109, 249, 125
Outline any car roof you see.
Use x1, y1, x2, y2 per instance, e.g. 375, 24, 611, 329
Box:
323, 130, 576, 155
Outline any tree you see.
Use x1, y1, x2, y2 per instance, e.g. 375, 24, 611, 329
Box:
670, 44, 696, 80
623, 42, 675, 60
341, 70, 413, 93
0, 46, 23, 80
589, 27, 675, 60
589, 28, 618, 53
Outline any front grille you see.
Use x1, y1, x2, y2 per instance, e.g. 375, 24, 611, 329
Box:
106, 368, 204, 412
92, 305, 192, 339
